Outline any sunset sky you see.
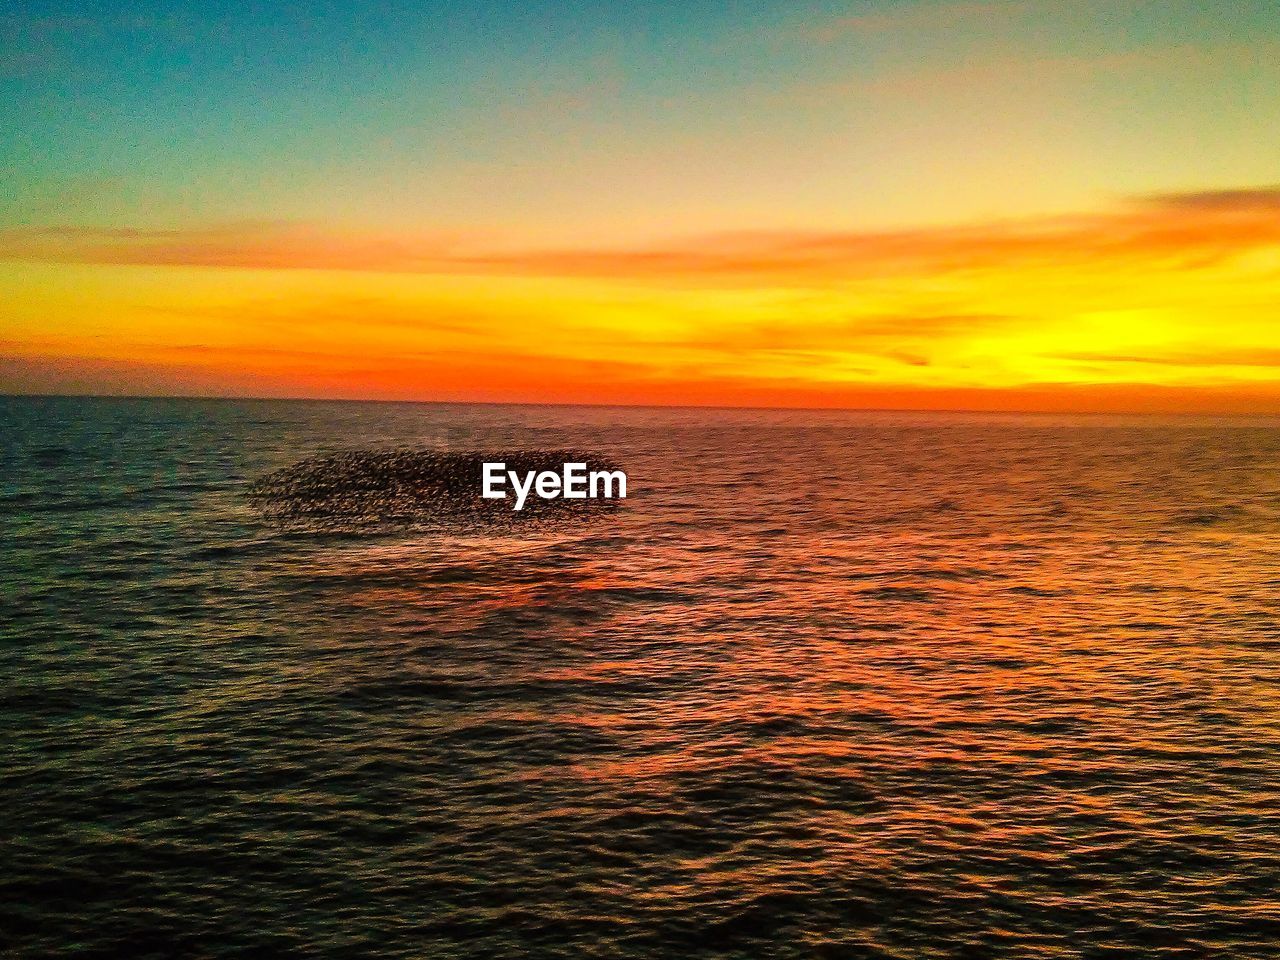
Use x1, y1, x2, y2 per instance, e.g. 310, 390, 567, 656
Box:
3, 0, 1279, 410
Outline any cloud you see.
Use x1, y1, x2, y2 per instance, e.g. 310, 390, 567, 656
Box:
0, 222, 465, 272
1142, 187, 1280, 213
679, 313, 1013, 361
1055, 348, 1280, 370
5, 185, 1277, 283
5, 183, 1280, 413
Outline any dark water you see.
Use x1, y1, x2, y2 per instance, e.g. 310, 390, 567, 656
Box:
4, 396, 1280, 959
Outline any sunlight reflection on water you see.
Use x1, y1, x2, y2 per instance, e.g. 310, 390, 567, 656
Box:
4, 397, 1280, 958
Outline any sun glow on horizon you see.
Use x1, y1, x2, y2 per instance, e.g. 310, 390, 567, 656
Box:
3, 1, 1279, 411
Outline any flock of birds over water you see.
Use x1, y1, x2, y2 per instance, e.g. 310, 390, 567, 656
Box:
250, 449, 623, 531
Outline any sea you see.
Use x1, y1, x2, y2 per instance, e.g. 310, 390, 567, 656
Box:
3, 395, 1280, 959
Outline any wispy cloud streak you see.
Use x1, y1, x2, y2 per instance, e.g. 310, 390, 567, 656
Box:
3, 187, 1279, 283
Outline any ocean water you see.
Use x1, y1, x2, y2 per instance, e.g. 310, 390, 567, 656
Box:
4, 395, 1280, 959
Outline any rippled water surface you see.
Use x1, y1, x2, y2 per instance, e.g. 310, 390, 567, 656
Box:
4, 396, 1280, 958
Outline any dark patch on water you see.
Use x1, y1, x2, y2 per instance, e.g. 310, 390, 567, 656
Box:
248, 449, 624, 531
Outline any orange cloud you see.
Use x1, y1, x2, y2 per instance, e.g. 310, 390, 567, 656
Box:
4, 187, 1278, 284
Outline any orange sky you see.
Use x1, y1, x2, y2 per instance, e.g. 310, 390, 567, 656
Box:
5, 188, 1280, 411
3, 1, 1280, 411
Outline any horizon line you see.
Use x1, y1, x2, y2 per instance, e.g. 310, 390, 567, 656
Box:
4, 390, 1279, 420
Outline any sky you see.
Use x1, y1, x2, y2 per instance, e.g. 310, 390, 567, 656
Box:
2, 0, 1279, 410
